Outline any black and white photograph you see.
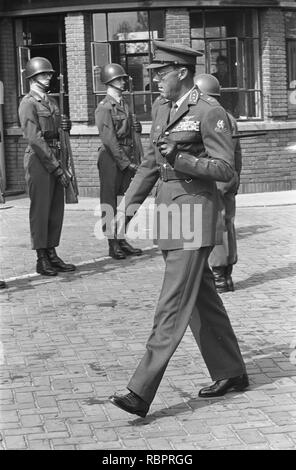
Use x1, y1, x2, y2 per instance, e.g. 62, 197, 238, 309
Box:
0, 0, 295, 456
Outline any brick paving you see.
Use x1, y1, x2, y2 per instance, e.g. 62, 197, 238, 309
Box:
0, 194, 296, 450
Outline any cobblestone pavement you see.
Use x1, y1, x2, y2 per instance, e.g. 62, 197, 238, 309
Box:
0, 194, 296, 450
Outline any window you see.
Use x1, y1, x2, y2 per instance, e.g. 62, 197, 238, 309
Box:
287, 39, 296, 115
18, 15, 69, 115
92, 10, 165, 121
190, 9, 262, 119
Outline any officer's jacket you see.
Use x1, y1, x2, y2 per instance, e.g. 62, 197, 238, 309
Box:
95, 94, 135, 171
121, 86, 236, 250
18, 90, 61, 173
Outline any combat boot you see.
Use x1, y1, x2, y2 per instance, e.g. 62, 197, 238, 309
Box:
118, 239, 143, 256
47, 248, 76, 272
212, 266, 228, 293
36, 249, 57, 276
108, 239, 126, 260
225, 265, 234, 291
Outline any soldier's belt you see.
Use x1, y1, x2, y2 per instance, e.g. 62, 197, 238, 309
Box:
158, 164, 192, 182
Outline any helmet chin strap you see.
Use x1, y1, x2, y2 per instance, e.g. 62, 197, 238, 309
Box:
109, 82, 125, 93
33, 77, 50, 92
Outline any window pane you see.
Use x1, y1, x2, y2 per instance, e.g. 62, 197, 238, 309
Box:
24, 15, 63, 44
93, 14, 107, 41
205, 9, 243, 38
287, 40, 296, 88
191, 39, 206, 75
190, 10, 203, 32
92, 42, 111, 93
149, 10, 165, 40
239, 39, 260, 90
108, 11, 148, 41
237, 90, 262, 119
209, 38, 238, 87
245, 10, 259, 37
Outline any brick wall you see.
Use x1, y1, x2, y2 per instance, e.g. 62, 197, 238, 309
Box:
239, 131, 296, 193
261, 9, 288, 120
65, 13, 96, 125
0, 18, 19, 126
0, 18, 25, 191
2, 8, 296, 196
166, 9, 190, 46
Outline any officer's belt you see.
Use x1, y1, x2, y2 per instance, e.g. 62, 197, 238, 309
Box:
158, 165, 192, 182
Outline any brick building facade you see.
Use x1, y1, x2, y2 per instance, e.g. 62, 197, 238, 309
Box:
0, 1, 296, 196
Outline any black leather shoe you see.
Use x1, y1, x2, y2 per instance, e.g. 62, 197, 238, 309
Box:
0, 280, 7, 289
199, 374, 249, 398
36, 249, 57, 276
47, 248, 76, 272
108, 240, 126, 260
118, 240, 143, 256
109, 392, 149, 418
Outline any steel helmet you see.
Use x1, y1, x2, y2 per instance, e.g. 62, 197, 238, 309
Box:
25, 57, 55, 79
195, 73, 221, 97
100, 63, 128, 85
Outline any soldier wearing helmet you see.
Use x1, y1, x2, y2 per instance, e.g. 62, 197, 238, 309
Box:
95, 63, 143, 259
196, 73, 242, 293
18, 57, 76, 276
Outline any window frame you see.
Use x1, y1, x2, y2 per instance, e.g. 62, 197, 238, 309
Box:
91, 10, 165, 121
190, 8, 262, 120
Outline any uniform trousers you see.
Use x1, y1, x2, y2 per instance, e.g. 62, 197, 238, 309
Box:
25, 153, 64, 250
209, 192, 237, 267
98, 151, 133, 237
128, 247, 246, 405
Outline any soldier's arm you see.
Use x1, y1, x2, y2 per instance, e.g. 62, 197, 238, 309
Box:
19, 99, 60, 173
173, 106, 235, 182
95, 105, 131, 171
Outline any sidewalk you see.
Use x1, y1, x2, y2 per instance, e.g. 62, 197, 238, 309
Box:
0, 191, 296, 450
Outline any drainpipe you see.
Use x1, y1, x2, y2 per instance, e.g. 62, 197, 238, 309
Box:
0, 80, 6, 190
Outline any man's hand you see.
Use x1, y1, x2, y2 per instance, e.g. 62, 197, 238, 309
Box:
157, 137, 178, 167
128, 163, 139, 174
53, 167, 69, 187
132, 114, 141, 133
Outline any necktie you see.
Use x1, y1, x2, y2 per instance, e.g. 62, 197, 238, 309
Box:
169, 103, 178, 123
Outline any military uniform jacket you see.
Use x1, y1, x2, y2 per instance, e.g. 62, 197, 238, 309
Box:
121, 86, 235, 250
95, 94, 135, 171
18, 91, 61, 173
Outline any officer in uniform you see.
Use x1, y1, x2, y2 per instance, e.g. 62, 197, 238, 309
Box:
19, 57, 76, 276
195, 74, 242, 293
109, 41, 248, 418
95, 63, 143, 260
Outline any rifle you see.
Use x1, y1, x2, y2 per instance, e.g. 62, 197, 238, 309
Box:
0, 176, 5, 204
128, 77, 144, 165
232, 131, 267, 139
59, 73, 79, 204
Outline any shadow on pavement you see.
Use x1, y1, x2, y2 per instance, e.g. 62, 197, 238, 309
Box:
2, 247, 161, 293
233, 262, 296, 291
128, 343, 293, 424
236, 224, 273, 240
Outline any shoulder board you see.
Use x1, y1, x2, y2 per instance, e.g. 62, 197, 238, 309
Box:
188, 87, 200, 105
